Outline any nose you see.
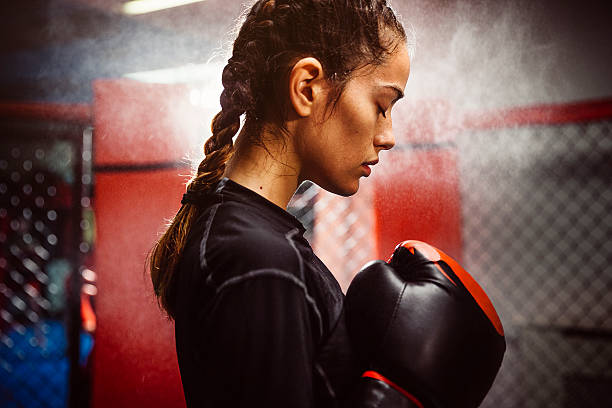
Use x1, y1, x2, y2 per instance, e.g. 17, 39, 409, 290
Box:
374, 122, 396, 151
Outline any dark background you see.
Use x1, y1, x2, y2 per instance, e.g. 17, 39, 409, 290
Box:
1, 0, 611, 110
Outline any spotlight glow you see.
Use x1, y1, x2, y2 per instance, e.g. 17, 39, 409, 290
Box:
122, 0, 207, 15
124, 62, 223, 84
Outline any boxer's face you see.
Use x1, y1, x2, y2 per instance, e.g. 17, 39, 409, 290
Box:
298, 42, 410, 196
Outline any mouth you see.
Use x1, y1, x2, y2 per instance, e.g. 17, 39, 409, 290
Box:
361, 160, 377, 177
361, 164, 372, 176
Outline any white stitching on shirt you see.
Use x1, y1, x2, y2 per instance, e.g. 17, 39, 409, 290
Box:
199, 203, 221, 270
213, 268, 324, 338
285, 228, 305, 280
314, 362, 337, 400
215, 178, 228, 193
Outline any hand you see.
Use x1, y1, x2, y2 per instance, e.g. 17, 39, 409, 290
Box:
345, 240, 505, 408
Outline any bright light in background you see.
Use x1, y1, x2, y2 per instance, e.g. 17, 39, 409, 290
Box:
189, 89, 203, 106
124, 62, 224, 85
124, 63, 224, 107
122, 0, 207, 15
124, 63, 225, 137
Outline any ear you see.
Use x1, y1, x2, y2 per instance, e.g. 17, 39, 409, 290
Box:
288, 57, 327, 117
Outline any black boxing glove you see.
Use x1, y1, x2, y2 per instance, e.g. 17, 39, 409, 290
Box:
345, 240, 505, 408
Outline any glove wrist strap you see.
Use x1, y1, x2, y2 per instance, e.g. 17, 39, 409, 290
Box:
362, 371, 424, 408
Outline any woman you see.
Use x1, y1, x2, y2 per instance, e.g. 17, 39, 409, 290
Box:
149, 0, 411, 406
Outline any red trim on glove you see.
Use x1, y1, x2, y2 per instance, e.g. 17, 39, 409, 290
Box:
399, 240, 505, 337
362, 371, 425, 408
434, 262, 457, 286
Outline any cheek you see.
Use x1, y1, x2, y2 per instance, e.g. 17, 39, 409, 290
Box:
332, 98, 374, 148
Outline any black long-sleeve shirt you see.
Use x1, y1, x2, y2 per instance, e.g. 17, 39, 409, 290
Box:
173, 178, 358, 407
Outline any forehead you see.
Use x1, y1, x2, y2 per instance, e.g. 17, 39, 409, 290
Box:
351, 43, 411, 90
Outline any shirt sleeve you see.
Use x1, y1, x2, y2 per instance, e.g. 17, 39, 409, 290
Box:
196, 272, 319, 408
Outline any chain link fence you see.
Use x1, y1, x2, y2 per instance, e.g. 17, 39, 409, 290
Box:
0, 122, 94, 408
289, 180, 376, 292
289, 116, 612, 407
458, 120, 612, 408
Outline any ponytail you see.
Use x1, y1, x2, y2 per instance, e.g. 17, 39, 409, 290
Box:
149, 85, 242, 319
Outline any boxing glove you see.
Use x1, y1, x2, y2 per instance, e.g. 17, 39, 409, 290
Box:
345, 240, 505, 408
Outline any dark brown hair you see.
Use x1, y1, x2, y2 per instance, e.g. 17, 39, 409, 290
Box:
150, 0, 407, 319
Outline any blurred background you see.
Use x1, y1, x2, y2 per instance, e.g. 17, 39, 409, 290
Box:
0, 0, 611, 407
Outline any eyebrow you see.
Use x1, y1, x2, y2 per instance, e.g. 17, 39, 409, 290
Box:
382, 85, 404, 103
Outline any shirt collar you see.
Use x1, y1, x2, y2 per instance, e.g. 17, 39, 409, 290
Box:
215, 177, 307, 235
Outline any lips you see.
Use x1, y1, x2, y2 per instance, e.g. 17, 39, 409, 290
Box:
361, 159, 378, 177
361, 164, 372, 176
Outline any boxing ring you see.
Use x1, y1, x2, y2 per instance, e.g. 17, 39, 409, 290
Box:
0, 84, 610, 407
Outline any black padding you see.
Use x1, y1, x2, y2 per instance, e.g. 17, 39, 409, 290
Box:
347, 376, 423, 408
345, 246, 506, 408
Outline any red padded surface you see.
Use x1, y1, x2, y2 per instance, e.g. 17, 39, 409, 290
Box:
91, 79, 200, 408
92, 170, 187, 408
93, 78, 203, 166
373, 147, 463, 262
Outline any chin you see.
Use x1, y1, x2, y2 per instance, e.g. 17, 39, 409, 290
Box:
319, 178, 360, 197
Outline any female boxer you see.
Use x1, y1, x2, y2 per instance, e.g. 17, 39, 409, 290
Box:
149, 1, 411, 406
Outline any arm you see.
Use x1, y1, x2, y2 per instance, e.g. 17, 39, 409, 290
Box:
197, 271, 318, 407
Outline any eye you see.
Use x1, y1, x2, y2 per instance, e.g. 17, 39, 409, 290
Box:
378, 105, 387, 118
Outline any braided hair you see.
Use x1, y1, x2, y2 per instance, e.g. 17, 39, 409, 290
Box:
150, 0, 408, 319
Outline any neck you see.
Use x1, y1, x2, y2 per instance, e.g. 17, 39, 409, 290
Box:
223, 126, 300, 209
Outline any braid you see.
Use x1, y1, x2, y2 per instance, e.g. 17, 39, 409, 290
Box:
148, 61, 246, 319
186, 60, 247, 195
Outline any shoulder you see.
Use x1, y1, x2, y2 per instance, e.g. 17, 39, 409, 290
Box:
199, 200, 304, 284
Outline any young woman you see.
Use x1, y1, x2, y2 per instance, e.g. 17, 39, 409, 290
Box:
149, 0, 411, 406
